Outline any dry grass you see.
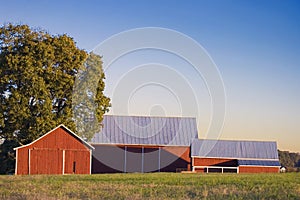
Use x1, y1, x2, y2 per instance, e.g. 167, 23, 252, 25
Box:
0, 173, 299, 199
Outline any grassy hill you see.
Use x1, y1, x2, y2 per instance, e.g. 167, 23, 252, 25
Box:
0, 173, 299, 199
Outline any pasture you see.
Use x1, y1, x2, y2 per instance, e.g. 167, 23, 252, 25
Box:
0, 173, 299, 199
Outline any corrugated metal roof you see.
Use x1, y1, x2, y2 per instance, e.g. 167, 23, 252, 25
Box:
238, 160, 280, 166
191, 139, 279, 160
90, 115, 198, 146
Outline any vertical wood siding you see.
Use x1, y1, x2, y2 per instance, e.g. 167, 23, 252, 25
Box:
239, 166, 280, 173
16, 148, 29, 175
193, 158, 237, 167
15, 127, 91, 175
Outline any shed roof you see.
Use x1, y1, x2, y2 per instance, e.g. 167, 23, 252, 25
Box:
14, 124, 94, 150
90, 115, 198, 146
238, 160, 280, 166
191, 139, 279, 160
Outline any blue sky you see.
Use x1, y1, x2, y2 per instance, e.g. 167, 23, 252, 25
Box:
1, 0, 300, 151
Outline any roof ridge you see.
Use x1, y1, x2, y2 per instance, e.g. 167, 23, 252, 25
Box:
195, 138, 277, 143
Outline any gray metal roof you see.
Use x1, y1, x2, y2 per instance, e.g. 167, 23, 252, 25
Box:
90, 115, 198, 146
191, 139, 279, 160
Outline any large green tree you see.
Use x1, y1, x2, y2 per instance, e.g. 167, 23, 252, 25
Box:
0, 23, 110, 173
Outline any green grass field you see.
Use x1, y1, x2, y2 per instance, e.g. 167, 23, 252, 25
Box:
0, 173, 299, 199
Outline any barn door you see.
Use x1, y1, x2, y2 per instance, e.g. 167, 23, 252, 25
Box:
63, 150, 90, 174
64, 150, 76, 174
29, 149, 90, 174
29, 149, 63, 174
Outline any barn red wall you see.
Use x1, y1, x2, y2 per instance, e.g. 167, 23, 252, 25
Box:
16, 147, 29, 175
161, 146, 191, 172
113, 145, 190, 162
64, 150, 91, 174
193, 157, 237, 166
16, 127, 91, 175
28, 127, 88, 150
194, 168, 205, 173
92, 144, 191, 173
30, 149, 63, 174
164, 146, 190, 162
192, 158, 279, 173
239, 166, 279, 173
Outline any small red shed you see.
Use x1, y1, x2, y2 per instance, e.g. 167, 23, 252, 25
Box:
14, 125, 94, 175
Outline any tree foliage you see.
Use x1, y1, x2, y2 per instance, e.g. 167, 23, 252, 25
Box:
0, 23, 110, 173
278, 150, 300, 168
73, 52, 111, 140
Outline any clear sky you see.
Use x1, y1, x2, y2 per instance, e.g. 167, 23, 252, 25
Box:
1, 0, 300, 152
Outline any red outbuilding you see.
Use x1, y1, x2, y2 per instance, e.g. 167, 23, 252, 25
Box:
191, 139, 280, 173
14, 125, 94, 175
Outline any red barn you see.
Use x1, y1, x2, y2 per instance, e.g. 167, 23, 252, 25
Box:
14, 115, 280, 175
90, 115, 198, 173
191, 139, 280, 173
14, 125, 94, 175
